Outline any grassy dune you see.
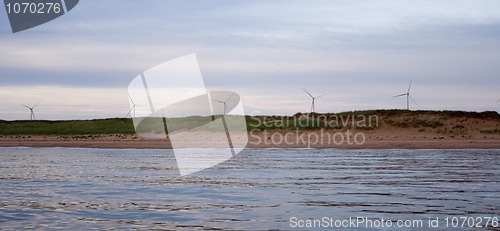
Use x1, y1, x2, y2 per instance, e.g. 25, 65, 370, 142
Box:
0, 110, 499, 136
0, 118, 135, 135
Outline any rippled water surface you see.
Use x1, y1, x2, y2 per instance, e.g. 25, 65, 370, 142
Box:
0, 148, 499, 230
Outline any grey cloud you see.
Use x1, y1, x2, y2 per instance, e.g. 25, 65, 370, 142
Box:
1, 0, 499, 119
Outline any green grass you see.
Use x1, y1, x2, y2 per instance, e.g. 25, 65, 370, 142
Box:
379, 110, 500, 119
385, 117, 446, 129
246, 115, 343, 131
480, 129, 500, 134
0, 110, 498, 135
0, 118, 135, 135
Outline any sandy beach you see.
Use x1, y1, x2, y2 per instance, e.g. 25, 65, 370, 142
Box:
1, 131, 498, 149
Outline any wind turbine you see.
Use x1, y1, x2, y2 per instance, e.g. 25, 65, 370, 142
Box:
213, 94, 233, 115
393, 80, 416, 110
126, 95, 136, 118
212, 93, 236, 157
22, 101, 40, 120
497, 99, 500, 103
303, 89, 326, 113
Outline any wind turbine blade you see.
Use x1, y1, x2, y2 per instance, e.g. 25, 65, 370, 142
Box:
392, 94, 406, 98
407, 79, 413, 93
128, 95, 136, 106
409, 95, 417, 105
213, 100, 224, 103
126, 107, 134, 118
21, 105, 31, 109
303, 89, 313, 98
32, 100, 41, 108
497, 99, 500, 103
224, 94, 234, 103
315, 94, 327, 99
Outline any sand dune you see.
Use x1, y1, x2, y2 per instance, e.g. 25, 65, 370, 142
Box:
1, 110, 499, 149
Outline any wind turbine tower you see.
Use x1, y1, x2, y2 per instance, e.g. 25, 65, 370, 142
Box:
213, 94, 234, 115
126, 95, 136, 118
393, 80, 417, 110
303, 89, 326, 113
22, 101, 40, 120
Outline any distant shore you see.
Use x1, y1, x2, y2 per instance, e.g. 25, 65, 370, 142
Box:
1, 110, 499, 149
0, 133, 499, 149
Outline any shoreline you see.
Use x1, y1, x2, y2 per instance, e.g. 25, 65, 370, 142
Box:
1, 134, 499, 149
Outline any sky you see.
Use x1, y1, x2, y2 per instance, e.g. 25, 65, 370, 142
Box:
0, 0, 499, 120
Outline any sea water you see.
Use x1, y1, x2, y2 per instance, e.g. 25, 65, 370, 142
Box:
0, 147, 498, 230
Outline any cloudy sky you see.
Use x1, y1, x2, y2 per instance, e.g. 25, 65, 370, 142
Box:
1, 0, 499, 120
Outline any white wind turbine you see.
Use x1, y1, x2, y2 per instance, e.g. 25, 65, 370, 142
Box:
22, 101, 40, 120
213, 94, 234, 115
303, 89, 326, 113
126, 95, 136, 118
393, 80, 417, 110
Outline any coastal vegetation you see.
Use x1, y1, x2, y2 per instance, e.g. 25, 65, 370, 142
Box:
0, 110, 498, 136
